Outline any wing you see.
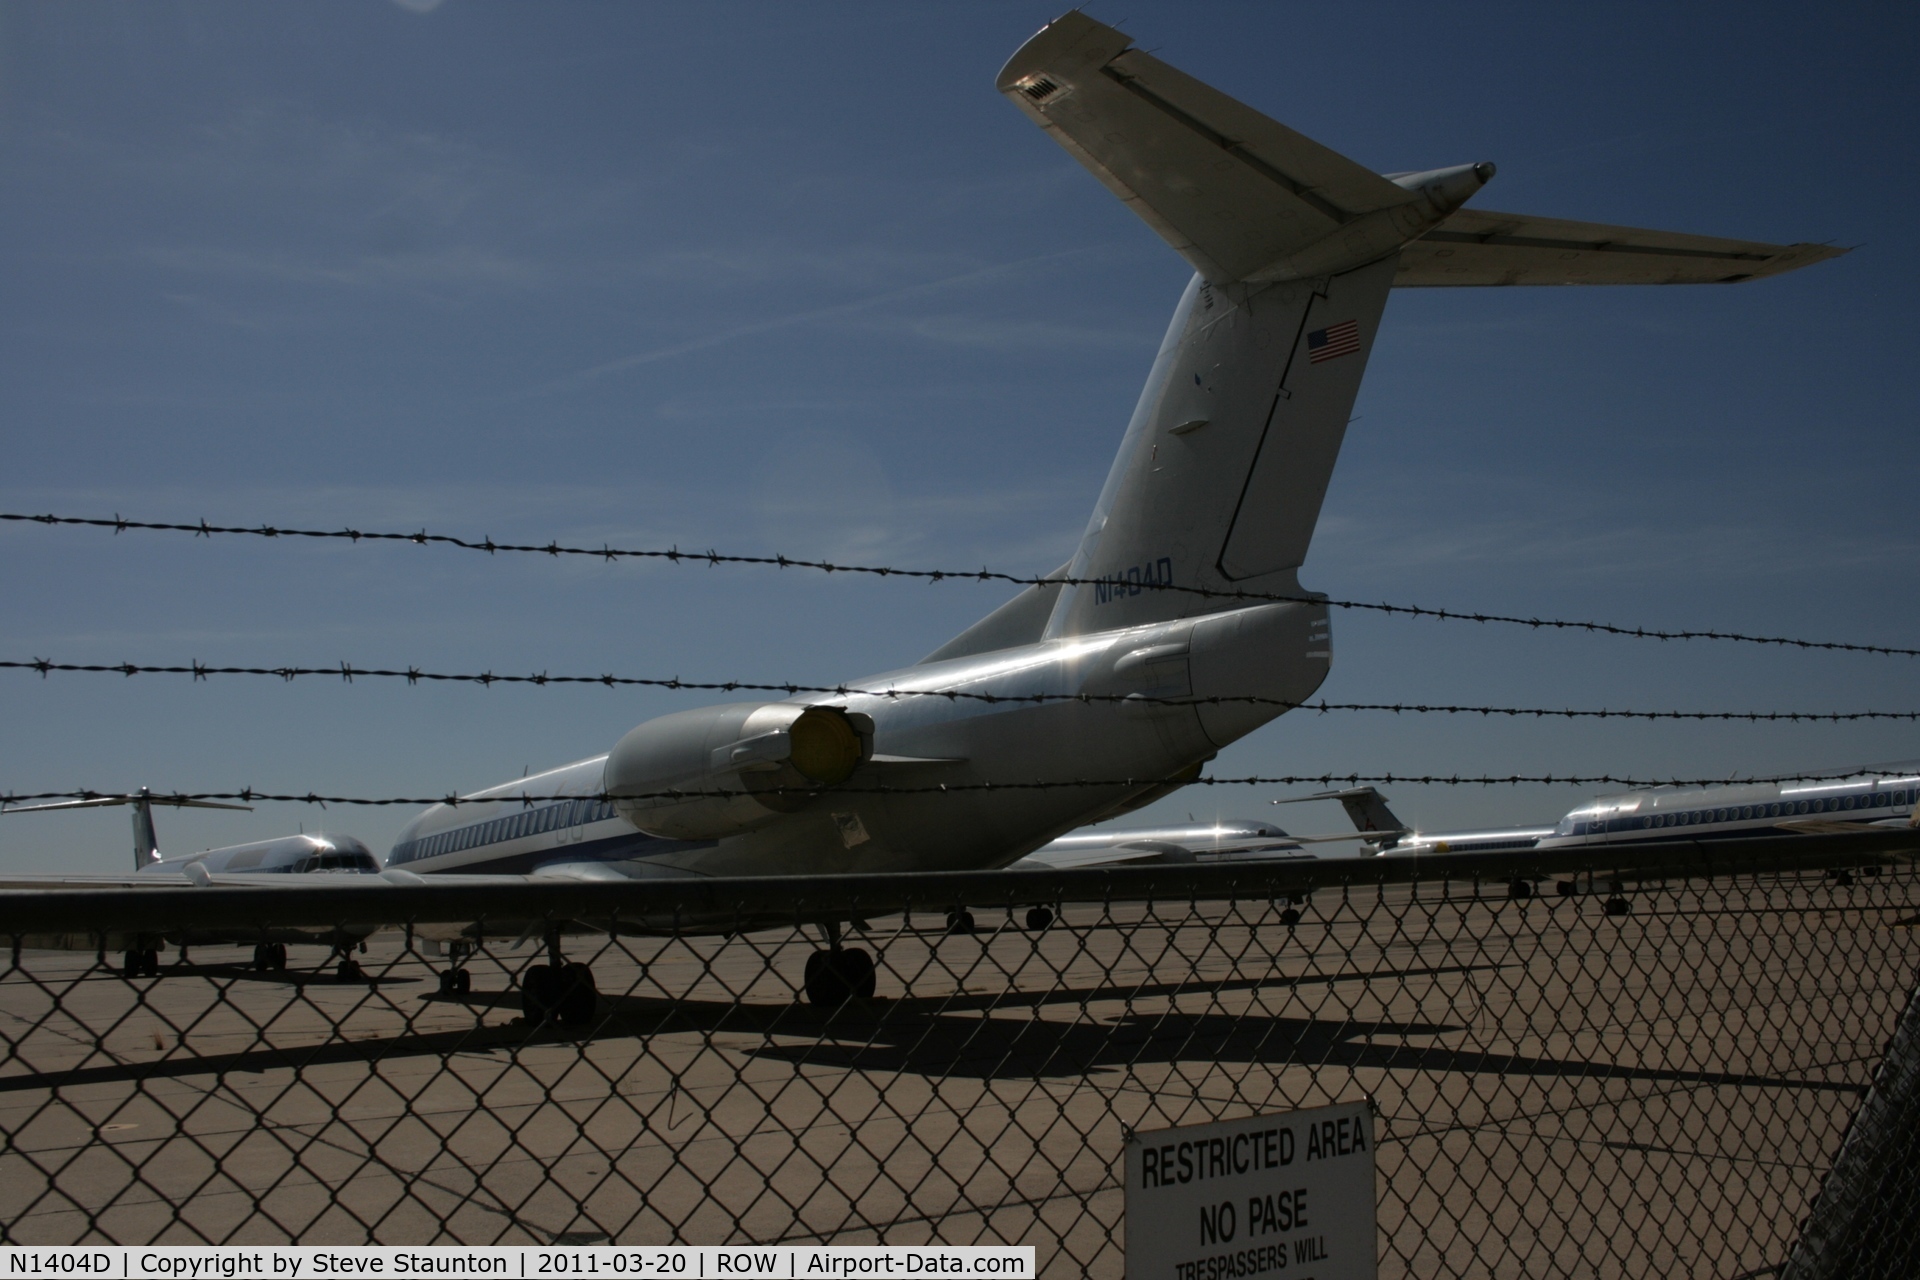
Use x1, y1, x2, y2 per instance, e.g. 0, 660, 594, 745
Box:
1397, 208, 1848, 286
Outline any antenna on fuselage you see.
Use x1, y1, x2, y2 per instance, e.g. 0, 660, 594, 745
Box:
0, 788, 253, 869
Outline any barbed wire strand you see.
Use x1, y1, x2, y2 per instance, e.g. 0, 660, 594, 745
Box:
5, 510, 1913, 658
6, 767, 1917, 811
5, 657, 1915, 725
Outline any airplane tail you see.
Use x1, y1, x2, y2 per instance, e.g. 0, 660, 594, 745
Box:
996, 14, 1490, 637
132, 794, 159, 869
984, 13, 1839, 646
0, 788, 251, 869
1274, 786, 1409, 847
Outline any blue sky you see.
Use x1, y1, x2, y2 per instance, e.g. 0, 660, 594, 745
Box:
2, 1, 1916, 871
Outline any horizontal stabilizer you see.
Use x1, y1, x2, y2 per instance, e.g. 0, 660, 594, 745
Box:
1398, 207, 1848, 286
998, 13, 1420, 283
1, 794, 253, 814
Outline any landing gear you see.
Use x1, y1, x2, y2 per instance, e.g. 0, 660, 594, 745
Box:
121, 948, 160, 979
803, 921, 876, 1006
945, 908, 976, 935
1828, 869, 1855, 888
804, 949, 876, 1005
1556, 881, 1578, 896
437, 942, 474, 995
336, 958, 363, 982
1508, 879, 1533, 900
1604, 896, 1631, 918
251, 943, 288, 972
521, 933, 597, 1026
1024, 907, 1054, 932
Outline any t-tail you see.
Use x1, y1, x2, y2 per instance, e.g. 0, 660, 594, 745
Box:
0, 788, 252, 869
998, 13, 1493, 638
970, 12, 1842, 649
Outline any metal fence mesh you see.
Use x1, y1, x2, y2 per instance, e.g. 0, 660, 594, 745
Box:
3, 865, 1917, 1277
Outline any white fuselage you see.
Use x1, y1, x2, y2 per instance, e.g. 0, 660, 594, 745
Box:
1380, 762, 1920, 858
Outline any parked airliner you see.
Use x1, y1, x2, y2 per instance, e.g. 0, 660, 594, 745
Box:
372, 12, 1844, 1014
0, 789, 381, 977
2, 13, 1849, 1017
1281, 764, 1920, 862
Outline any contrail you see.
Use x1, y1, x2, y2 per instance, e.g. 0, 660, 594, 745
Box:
549, 245, 1100, 390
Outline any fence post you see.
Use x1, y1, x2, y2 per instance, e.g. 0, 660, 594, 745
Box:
1781, 969, 1920, 1280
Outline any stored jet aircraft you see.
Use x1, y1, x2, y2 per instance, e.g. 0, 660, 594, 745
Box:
0, 789, 382, 977
1282, 765, 1920, 881
374, 12, 1845, 1014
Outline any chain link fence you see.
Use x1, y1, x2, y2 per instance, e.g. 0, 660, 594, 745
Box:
2, 856, 1917, 1276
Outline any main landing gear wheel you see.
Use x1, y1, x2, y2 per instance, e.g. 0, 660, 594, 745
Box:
1509, 879, 1533, 900
121, 949, 160, 979
804, 948, 876, 1006
252, 943, 288, 972
1024, 907, 1054, 932
336, 958, 363, 983
522, 962, 597, 1026
437, 969, 473, 995
945, 909, 976, 935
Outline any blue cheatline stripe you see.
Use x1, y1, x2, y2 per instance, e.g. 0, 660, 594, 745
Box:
389, 797, 623, 866
393, 822, 719, 877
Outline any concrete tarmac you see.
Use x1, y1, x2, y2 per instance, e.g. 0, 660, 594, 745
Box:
1, 873, 1913, 1277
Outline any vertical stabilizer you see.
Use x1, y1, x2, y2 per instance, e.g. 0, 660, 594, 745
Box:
132, 789, 160, 870
995, 13, 1478, 639
1044, 257, 1395, 637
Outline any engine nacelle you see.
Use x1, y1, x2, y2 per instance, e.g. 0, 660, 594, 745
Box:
604, 702, 871, 840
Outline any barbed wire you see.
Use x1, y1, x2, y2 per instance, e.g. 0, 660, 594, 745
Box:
6, 766, 1916, 811
5, 656, 1915, 725
6, 510, 1914, 658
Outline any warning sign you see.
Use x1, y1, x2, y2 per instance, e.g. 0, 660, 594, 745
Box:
1125, 1101, 1376, 1280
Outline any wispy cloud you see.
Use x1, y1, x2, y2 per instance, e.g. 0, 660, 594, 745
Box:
548, 246, 1101, 390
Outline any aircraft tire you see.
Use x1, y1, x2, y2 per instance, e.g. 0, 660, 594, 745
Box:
1509, 879, 1533, 900
1279, 909, 1301, 928
836, 948, 875, 1000
1556, 881, 1577, 896
455, 969, 471, 994
1025, 907, 1054, 932
336, 958, 362, 983
438, 970, 456, 995
522, 964, 557, 1022
946, 909, 976, 936
557, 962, 597, 1025
804, 949, 875, 1005
1604, 896, 1631, 918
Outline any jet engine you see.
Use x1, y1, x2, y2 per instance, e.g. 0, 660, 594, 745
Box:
604, 702, 872, 840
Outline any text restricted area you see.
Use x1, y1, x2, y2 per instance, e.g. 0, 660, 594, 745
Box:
1126, 1102, 1376, 1280
0, 1250, 1034, 1280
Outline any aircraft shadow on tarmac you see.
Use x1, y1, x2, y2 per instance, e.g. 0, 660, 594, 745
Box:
0, 958, 1865, 1100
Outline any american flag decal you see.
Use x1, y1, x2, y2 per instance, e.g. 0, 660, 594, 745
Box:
1306, 319, 1361, 363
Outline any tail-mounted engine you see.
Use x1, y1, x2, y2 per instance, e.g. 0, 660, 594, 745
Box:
604, 702, 872, 840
